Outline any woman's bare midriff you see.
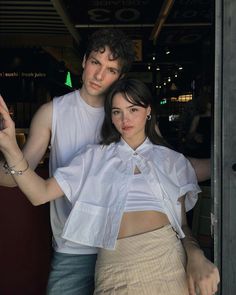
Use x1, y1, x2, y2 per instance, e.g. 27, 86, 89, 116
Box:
118, 210, 170, 239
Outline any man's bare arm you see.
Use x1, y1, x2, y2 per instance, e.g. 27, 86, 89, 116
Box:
188, 157, 211, 183
155, 118, 211, 183
22, 102, 52, 169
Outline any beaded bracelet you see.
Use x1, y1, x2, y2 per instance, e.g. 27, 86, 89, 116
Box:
5, 155, 24, 168
3, 159, 29, 175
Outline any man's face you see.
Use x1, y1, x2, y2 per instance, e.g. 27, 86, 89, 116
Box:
81, 47, 123, 100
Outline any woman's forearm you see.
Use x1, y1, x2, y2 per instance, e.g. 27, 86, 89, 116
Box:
181, 224, 204, 258
3, 147, 62, 205
0, 159, 17, 187
0, 101, 63, 204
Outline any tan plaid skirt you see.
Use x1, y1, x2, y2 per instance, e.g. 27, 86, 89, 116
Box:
94, 225, 188, 295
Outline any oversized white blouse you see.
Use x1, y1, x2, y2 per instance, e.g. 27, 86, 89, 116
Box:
54, 138, 201, 250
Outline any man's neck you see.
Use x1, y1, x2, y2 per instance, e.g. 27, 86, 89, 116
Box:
79, 88, 104, 108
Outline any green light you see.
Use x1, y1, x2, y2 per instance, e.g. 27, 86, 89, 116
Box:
160, 98, 167, 105
65, 71, 72, 88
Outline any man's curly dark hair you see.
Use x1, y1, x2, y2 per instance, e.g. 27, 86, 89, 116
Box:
85, 28, 135, 75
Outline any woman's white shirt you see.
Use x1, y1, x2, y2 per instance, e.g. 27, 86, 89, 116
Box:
54, 138, 201, 250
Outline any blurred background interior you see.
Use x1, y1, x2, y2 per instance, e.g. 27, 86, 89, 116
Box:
0, 0, 216, 293
0, 0, 215, 155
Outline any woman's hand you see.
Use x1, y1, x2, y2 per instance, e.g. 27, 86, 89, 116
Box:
186, 250, 220, 295
0, 95, 19, 157
0, 95, 8, 130
180, 196, 220, 295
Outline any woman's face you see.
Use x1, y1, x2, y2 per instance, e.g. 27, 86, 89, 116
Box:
111, 93, 151, 149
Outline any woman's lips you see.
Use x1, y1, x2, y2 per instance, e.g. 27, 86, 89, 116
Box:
122, 126, 133, 131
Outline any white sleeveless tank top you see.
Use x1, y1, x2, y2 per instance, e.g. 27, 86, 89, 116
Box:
50, 90, 104, 254
124, 173, 165, 213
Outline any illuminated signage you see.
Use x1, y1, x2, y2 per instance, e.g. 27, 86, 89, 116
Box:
0, 72, 47, 78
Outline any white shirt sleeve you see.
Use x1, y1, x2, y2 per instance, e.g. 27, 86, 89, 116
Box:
53, 156, 85, 204
53, 145, 99, 204
175, 153, 201, 211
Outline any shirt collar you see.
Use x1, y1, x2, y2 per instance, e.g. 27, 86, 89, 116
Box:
116, 137, 154, 162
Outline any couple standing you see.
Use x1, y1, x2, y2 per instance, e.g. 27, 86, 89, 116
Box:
0, 28, 219, 295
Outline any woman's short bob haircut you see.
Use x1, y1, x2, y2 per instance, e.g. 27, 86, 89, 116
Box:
101, 78, 168, 147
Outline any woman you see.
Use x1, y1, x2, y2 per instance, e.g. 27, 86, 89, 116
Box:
0, 79, 219, 295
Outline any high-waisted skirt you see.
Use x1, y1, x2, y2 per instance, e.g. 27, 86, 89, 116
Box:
94, 225, 188, 295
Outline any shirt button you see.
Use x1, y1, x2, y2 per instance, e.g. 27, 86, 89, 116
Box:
133, 152, 138, 156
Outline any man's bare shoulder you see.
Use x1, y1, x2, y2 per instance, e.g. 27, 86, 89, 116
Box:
29, 101, 53, 130
35, 100, 53, 116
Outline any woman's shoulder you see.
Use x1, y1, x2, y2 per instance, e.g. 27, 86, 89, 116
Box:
151, 145, 194, 180
151, 144, 191, 170
75, 142, 115, 158
152, 144, 183, 159
67, 143, 113, 167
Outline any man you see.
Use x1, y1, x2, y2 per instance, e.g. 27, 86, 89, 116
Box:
0, 28, 135, 294
0, 28, 212, 294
